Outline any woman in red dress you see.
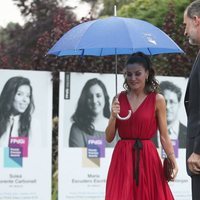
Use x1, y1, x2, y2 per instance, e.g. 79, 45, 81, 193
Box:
105, 52, 178, 200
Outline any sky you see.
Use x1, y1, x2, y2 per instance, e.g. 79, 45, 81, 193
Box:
0, 0, 90, 28
0, 0, 24, 27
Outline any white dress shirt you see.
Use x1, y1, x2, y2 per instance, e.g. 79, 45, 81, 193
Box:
168, 119, 180, 140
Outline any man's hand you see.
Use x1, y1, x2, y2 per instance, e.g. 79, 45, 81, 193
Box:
187, 152, 200, 174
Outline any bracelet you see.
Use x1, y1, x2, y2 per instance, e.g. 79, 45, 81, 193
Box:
167, 152, 174, 158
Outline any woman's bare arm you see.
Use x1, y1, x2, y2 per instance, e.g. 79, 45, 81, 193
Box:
156, 93, 178, 180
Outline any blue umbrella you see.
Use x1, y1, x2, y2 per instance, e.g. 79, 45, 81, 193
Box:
48, 16, 184, 119
48, 16, 183, 56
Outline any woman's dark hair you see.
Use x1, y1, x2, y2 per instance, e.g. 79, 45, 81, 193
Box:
123, 52, 160, 93
71, 78, 110, 135
0, 76, 34, 138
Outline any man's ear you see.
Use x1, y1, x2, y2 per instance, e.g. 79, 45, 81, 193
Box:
193, 15, 200, 26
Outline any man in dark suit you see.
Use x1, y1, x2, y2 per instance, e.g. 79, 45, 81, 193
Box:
160, 81, 187, 148
183, 1, 200, 199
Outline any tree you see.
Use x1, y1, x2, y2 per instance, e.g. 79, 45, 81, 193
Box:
153, 1, 198, 77
116, 0, 188, 28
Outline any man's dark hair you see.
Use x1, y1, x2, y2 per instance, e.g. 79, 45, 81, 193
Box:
160, 81, 182, 102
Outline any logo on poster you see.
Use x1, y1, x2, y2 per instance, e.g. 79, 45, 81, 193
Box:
87, 136, 105, 158
4, 137, 29, 168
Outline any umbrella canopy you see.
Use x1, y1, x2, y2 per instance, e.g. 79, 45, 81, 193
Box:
48, 16, 184, 56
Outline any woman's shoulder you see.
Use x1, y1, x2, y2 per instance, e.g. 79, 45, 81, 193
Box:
69, 123, 86, 147
147, 91, 163, 99
155, 93, 165, 101
70, 123, 83, 134
155, 93, 165, 108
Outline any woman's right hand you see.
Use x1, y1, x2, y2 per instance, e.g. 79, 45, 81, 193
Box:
106, 97, 120, 142
111, 97, 120, 118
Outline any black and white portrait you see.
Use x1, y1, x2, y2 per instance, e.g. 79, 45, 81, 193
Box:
160, 80, 187, 148
153, 76, 188, 149
0, 69, 52, 148
59, 72, 122, 148
69, 77, 118, 147
0, 76, 35, 146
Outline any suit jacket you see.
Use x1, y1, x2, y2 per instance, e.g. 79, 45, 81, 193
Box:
184, 51, 200, 175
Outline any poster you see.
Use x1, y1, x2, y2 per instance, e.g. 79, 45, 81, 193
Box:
0, 69, 52, 200
59, 72, 191, 200
156, 76, 191, 200
59, 72, 124, 200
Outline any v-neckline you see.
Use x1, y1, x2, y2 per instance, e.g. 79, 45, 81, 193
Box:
125, 93, 149, 114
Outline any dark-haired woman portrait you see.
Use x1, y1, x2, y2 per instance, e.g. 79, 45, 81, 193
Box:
105, 52, 178, 200
69, 78, 117, 147
0, 76, 35, 146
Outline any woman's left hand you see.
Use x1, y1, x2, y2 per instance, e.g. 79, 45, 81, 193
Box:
171, 163, 178, 181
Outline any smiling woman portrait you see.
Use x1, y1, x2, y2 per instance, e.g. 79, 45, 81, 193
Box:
69, 78, 118, 147
0, 76, 35, 146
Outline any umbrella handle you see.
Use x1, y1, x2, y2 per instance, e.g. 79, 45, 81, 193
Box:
117, 110, 132, 120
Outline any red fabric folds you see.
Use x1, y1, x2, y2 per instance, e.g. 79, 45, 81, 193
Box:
105, 92, 174, 200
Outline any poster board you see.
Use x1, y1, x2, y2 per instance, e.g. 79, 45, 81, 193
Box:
0, 69, 52, 200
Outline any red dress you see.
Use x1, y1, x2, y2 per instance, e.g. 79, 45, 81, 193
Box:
105, 91, 174, 200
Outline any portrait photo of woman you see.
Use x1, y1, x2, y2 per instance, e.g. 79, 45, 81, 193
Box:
0, 76, 35, 147
0, 69, 54, 149
69, 78, 118, 147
